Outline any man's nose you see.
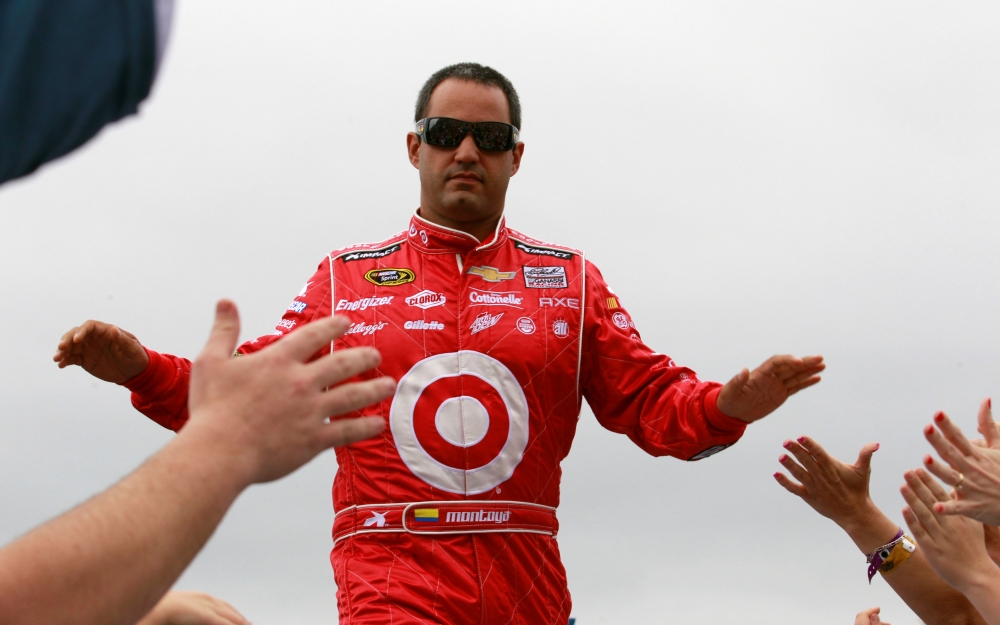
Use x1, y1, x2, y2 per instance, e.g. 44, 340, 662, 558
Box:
453, 133, 480, 163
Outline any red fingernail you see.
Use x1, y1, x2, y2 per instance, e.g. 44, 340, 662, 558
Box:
779, 454, 788, 462
874, 443, 880, 451
796, 436, 806, 443
783, 440, 792, 448
773, 472, 781, 479
925, 455, 933, 465
925, 424, 935, 435
935, 412, 945, 422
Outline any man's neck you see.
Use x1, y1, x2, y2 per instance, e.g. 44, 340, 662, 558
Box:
417, 208, 502, 243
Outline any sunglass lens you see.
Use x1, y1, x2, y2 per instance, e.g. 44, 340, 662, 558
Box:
425, 118, 468, 147
473, 123, 513, 151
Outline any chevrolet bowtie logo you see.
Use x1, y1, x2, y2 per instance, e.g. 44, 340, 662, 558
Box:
467, 266, 517, 282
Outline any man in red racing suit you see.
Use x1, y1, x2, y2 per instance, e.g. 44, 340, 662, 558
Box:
55, 63, 824, 624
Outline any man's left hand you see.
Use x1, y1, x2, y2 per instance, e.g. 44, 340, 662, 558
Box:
716, 354, 824, 423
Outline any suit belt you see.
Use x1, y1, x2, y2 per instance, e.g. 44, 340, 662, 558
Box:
333, 500, 558, 544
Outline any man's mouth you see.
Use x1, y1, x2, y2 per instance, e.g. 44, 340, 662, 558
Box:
449, 172, 482, 182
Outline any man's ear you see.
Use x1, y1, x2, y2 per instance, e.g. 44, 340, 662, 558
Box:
510, 142, 525, 176
406, 133, 421, 169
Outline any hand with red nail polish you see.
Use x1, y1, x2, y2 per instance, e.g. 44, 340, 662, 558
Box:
773, 436, 888, 542
922, 398, 1000, 526
775, 437, 986, 623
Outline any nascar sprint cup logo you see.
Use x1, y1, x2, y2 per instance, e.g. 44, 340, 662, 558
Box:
365, 268, 415, 286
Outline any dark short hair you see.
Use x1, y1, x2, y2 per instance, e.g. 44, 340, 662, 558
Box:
414, 62, 521, 130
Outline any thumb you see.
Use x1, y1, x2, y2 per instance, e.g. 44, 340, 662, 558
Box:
726, 367, 750, 390
856, 442, 880, 474
978, 397, 998, 447
201, 300, 241, 360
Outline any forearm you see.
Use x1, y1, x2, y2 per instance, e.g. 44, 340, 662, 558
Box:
962, 567, 1000, 625
840, 504, 985, 625
0, 429, 249, 625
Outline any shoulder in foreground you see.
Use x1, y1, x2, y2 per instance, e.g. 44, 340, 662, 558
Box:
328, 231, 408, 263
506, 229, 584, 260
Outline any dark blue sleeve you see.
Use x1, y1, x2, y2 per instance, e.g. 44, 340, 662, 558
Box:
0, 0, 156, 185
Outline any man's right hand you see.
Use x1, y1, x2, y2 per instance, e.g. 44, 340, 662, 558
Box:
53, 320, 149, 383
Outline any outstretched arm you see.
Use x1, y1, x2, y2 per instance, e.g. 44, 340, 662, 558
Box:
716, 354, 824, 423
775, 436, 985, 625
54, 320, 149, 383
902, 468, 1000, 625
0, 301, 395, 625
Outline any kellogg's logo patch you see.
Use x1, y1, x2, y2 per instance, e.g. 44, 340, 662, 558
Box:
365, 268, 416, 286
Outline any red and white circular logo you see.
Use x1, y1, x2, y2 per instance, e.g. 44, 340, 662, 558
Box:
612, 312, 630, 330
389, 351, 529, 495
516, 317, 536, 334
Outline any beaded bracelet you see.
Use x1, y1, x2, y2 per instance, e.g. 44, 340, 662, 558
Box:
866, 529, 916, 583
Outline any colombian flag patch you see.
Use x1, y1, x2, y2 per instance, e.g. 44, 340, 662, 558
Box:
414, 508, 439, 522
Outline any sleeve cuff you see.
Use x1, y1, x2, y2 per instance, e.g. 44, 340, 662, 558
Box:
703, 386, 748, 436
121, 346, 167, 396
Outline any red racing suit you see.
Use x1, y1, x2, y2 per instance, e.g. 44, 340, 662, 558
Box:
124, 212, 747, 624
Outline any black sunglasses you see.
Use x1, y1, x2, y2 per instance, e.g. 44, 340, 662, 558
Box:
415, 117, 520, 152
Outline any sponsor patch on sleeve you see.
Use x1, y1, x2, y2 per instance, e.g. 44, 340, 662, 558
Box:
523, 266, 568, 289
688, 444, 731, 461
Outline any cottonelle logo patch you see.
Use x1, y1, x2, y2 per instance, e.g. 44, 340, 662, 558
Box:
468, 289, 523, 307
513, 240, 575, 260
365, 268, 415, 286
341, 244, 401, 263
389, 351, 530, 495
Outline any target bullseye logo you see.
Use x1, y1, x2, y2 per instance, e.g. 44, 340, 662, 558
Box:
390, 351, 529, 495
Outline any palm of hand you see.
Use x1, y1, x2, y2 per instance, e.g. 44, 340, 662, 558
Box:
720, 369, 790, 422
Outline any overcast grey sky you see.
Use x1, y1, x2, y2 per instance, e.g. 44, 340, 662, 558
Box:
1, 1, 998, 622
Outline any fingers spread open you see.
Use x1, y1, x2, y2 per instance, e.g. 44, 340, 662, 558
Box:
278, 315, 349, 362
321, 415, 386, 449
925, 424, 970, 471
935, 412, 975, 456
200, 300, 241, 361
773, 471, 808, 498
309, 346, 382, 389
923, 454, 962, 488
916, 467, 951, 501
784, 440, 823, 477
321, 377, 396, 419
778, 453, 813, 486
901, 478, 941, 534
902, 505, 926, 541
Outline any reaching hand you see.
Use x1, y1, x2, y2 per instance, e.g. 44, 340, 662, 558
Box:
854, 607, 890, 625
716, 354, 824, 423
773, 436, 881, 532
920, 399, 1000, 525
137, 591, 248, 625
53, 320, 149, 383
182, 300, 397, 485
900, 468, 998, 595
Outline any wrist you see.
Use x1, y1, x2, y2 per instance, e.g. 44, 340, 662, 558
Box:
169, 418, 257, 496
838, 500, 900, 554
956, 559, 1000, 601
